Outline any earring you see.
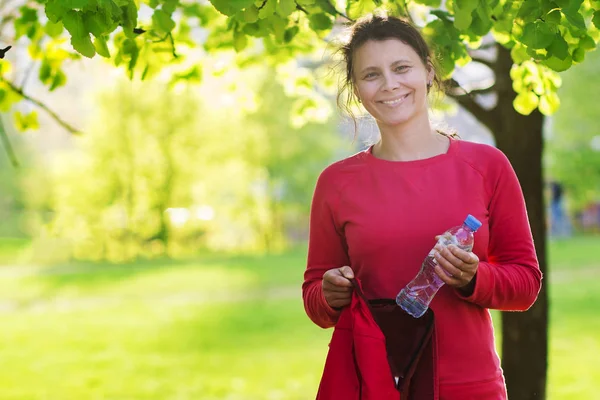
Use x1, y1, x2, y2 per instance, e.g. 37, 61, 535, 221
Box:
357, 98, 362, 103
427, 81, 432, 88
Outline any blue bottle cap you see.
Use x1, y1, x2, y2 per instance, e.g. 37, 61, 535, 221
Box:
464, 214, 482, 231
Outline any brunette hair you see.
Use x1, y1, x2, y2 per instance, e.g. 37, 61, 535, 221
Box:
336, 14, 453, 136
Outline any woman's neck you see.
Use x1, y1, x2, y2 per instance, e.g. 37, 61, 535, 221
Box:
372, 114, 449, 162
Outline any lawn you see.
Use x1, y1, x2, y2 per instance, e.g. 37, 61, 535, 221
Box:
0, 236, 597, 399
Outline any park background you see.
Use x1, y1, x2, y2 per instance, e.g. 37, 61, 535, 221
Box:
0, 0, 599, 399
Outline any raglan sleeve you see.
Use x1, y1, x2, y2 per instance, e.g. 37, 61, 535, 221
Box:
457, 149, 543, 310
302, 167, 351, 328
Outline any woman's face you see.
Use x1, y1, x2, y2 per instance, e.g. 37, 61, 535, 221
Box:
352, 38, 433, 128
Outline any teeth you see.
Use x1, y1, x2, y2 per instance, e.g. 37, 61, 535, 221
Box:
382, 94, 408, 105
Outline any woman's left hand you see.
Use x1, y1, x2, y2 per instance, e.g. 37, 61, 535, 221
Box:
433, 239, 479, 292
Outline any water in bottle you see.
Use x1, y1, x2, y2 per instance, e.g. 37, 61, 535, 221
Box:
396, 214, 482, 318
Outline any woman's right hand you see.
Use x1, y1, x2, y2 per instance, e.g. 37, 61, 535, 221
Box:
322, 266, 355, 309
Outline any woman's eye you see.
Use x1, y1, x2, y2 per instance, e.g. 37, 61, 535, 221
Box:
395, 66, 409, 72
364, 72, 377, 79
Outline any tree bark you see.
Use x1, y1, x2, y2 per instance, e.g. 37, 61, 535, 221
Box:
492, 45, 549, 400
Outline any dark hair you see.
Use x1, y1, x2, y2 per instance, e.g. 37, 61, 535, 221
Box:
336, 14, 448, 134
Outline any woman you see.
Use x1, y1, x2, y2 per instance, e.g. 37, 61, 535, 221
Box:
302, 14, 542, 399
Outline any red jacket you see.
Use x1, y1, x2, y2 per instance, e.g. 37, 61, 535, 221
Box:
316, 279, 437, 400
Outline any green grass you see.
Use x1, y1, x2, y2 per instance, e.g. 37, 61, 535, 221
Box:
0, 237, 29, 264
0, 237, 597, 399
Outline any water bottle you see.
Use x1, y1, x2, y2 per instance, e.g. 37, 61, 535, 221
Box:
396, 214, 482, 318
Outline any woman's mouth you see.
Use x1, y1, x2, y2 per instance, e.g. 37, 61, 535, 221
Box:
380, 93, 410, 105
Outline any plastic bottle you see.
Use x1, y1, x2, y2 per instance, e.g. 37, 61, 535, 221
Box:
396, 214, 482, 318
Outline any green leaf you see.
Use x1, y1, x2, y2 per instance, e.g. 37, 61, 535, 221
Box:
521, 21, 555, 49
63, 11, 96, 58
277, 0, 296, 17
45, 20, 64, 38
347, 0, 378, 19
453, 6, 473, 31
233, 30, 248, 52
547, 34, 569, 60
210, 0, 255, 16
511, 44, 531, 63
84, 11, 109, 37
94, 35, 110, 57
315, 0, 338, 16
513, 91, 539, 115
539, 92, 560, 115
162, 0, 179, 14
283, 26, 299, 43
430, 10, 451, 22
121, 1, 138, 37
69, 0, 90, 8
45, 0, 68, 23
593, 11, 600, 29
308, 13, 333, 31
578, 35, 596, 51
14, 111, 40, 131
243, 4, 260, 22
50, 70, 66, 91
26, 23, 41, 40
153, 9, 176, 32
545, 9, 561, 24
122, 38, 140, 74
544, 54, 573, 71
563, 7, 586, 31
268, 14, 287, 41
414, 0, 441, 6
517, 0, 542, 20
438, 51, 456, 79
470, 11, 492, 36
243, 21, 269, 37
259, 0, 277, 18
572, 47, 585, 62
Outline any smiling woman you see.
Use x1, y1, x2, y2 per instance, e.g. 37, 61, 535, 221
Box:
302, 13, 542, 400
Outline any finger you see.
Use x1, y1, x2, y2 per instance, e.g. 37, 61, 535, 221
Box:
434, 251, 464, 278
322, 283, 353, 293
447, 245, 478, 265
328, 298, 352, 308
434, 264, 456, 285
434, 245, 465, 270
323, 270, 353, 288
339, 266, 355, 280
326, 292, 352, 302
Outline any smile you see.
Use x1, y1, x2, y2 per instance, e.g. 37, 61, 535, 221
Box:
379, 93, 410, 105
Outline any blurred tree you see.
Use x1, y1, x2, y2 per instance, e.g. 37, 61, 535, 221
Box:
1, 0, 600, 397
46, 68, 344, 258
245, 67, 343, 250
546, 48, 600, 213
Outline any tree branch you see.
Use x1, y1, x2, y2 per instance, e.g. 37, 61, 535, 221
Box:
19, 60, 36, 90
0, 114, 18, 167
295, 2, 309, 15
168, 33, 178, 58
1, 77, 81, 134
295, 0, 354, 22
446, 78, 498, 132
328, 2, 354, 22
468, 54, 495, 69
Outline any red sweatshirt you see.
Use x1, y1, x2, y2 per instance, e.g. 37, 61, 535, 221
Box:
303, 138, 542, 399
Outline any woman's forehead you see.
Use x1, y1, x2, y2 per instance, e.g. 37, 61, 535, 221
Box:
353, 39, 421, 67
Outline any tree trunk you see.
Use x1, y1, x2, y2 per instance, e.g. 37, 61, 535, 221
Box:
493, 45, 549, 400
